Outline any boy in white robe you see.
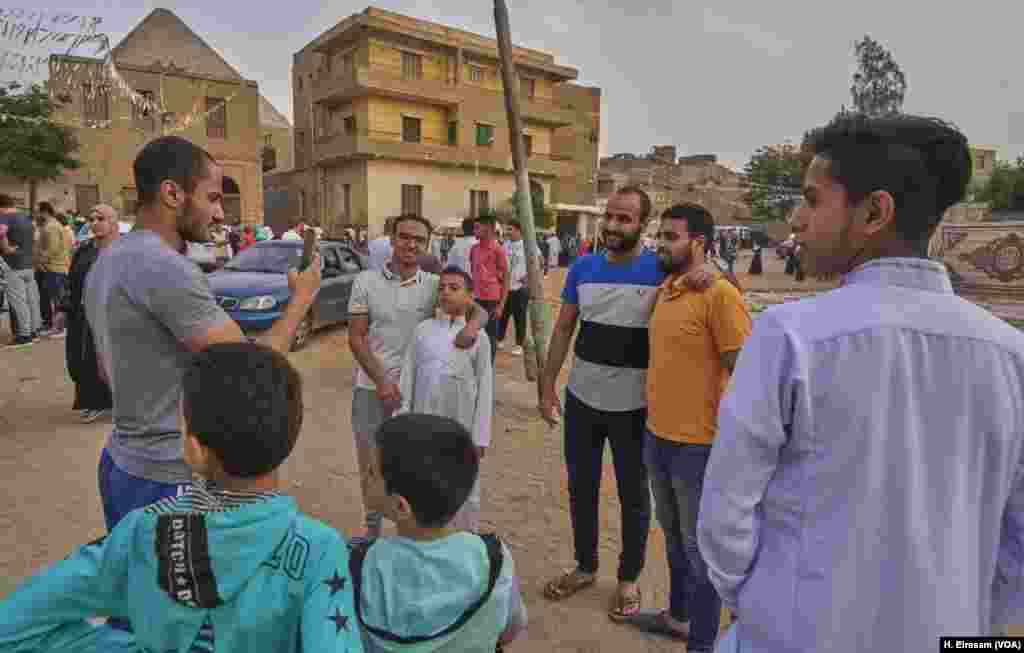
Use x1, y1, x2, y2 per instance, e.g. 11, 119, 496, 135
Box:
398, 266, 493, 531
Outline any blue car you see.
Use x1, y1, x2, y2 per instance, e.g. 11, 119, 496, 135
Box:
207, 239, 365, 350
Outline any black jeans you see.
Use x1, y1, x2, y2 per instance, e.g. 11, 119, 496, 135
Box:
35, 270, 51, 329
563, 390, 651, 582
497, 287, 528, 347
477, 299, 501, 362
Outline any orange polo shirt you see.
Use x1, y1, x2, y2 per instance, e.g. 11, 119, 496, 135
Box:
646, 274, 752, 445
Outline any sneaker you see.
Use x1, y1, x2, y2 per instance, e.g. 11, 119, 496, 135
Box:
81, 409, 109, 424
46, 329, 66, 339
509, 346, 524, 356
4, 336, 34, 348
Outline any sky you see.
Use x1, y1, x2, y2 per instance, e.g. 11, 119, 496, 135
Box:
11, 1, 1024, 171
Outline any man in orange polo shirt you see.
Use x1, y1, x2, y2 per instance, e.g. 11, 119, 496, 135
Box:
623, 203, 751, 652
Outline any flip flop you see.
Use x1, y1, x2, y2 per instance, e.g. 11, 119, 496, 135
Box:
623, 610, 689, 641
608, 587, 643, 621
542, 569, 596, 601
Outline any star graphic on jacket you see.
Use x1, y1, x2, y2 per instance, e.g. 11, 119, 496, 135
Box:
323, 570, 347, 596
327, 607, 350, 634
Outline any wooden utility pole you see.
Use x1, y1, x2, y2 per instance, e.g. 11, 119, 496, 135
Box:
494, 0, 552, 387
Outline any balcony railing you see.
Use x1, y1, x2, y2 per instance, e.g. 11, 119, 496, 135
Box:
313, 128, 570, 177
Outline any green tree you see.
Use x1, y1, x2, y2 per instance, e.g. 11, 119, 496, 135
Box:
849, 35, 907, 117
742, 143, 804, 221
0, 82, 80, 213
976, 158, 1024, 210
510, 187, 553, 228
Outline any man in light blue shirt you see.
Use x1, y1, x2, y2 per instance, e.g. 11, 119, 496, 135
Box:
701, 113, 1024, 652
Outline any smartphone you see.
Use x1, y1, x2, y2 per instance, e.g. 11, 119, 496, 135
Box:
300, 230, 317, 271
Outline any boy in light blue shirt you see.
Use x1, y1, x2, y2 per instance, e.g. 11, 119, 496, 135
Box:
0, 343, 362, 653
352, 413, 527, 652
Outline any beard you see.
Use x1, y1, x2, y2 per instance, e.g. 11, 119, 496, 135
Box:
603, 228, 642, 252
176, 197, 210, 243
657, 249, 691, 275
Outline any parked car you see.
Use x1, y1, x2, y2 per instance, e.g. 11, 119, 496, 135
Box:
207, 239, 365, 350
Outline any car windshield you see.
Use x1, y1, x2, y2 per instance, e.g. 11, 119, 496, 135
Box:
224, 244, 301, 273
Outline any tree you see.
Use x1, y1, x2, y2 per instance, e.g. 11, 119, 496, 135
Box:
849, 36, 907, 117
0, 82, 80, 213
976, 158, 1024, 210
508, 186, 553, 228
742, 143, 804, 221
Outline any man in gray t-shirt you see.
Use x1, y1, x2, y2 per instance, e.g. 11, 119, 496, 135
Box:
85, 136, 321, 539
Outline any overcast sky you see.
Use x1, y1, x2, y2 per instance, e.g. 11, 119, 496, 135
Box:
15, 1, 1024, 170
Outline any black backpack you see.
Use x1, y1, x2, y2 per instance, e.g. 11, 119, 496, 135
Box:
349, 533, 504, 646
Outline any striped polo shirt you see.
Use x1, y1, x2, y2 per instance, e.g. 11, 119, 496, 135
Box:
562, 251, 665, 412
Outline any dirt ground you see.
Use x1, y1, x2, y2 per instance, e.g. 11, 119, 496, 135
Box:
4, 251, 1019, 648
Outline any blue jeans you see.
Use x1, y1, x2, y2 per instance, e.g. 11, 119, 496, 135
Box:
98, 448, 189, 631
644, 431, 720, 652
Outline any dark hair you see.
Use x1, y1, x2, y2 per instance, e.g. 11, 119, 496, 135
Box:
461, 217, 476, 236
392, 214, 433, 237
0, 193, 14, 209
37, 201, 55, 216
475, 213, 497, 227
614, 185, 652, 221
376, 413, 478, 528
134, 136, 217, 208
182, 342, 304, 478
802, 113, 971, 245
507, 220, 522, 232
440, 265, 473, 291
662, 203, 715, 245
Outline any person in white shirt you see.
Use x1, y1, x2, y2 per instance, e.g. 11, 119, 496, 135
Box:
367, 218, 394, 272
446, 217, 478, 278
497, 220, 529, 355
703, 113, 1024, 652
397, 266, 493, 531
545, 232, 561, 271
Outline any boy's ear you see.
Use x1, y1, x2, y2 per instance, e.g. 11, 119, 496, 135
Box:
393, 494, 416, 522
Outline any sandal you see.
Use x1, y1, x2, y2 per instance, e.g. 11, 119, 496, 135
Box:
542, 569, 596, 601
608, 586, 642, 621
623, 610, 688, 641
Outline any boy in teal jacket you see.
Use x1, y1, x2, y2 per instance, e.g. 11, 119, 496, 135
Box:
0, 342, 363, 653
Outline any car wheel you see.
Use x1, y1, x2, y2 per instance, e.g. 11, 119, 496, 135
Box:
291, 313, 313, 352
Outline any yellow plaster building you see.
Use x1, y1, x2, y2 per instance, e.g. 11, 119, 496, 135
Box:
42, 8, 277, 224
273, 6, 600, 237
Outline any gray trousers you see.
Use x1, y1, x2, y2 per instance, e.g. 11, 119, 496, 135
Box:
5, 268, 42, 338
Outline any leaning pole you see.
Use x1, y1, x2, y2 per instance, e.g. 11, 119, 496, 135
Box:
494, 0, 553, 390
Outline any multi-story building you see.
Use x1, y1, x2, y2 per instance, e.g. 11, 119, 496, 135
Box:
597, 146, 752, 229
261, 96, 294, 175
970, 145, 998, 188
274, 6, 599, 237
42, 8, 272, 224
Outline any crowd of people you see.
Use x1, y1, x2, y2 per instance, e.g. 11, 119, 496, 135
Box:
3, 110, 1024, 653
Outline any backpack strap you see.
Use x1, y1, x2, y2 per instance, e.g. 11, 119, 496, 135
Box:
349, 533, 505, 645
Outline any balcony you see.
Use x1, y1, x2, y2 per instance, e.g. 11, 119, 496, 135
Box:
314, 65, 461, 109
312, 128, 571, 178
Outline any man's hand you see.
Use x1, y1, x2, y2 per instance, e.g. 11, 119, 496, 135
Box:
454, 321, 480, 350
494, 303, 505, 321
287, 252, 322, 305
377, 381, 402, 411
539, 382, 561, 426
477, 446, 487, 460
681, 262, 719, 291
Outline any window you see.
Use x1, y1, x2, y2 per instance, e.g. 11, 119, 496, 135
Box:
297, 75, 303, 92
520, 77, 535, 99
401, 184, 423, 217
295, 129, 306, 164
82, 82, 109, 122
523, 134, 533, 156
470, 190, 490, 218
402, 116, 421, 143
265, 134, 273, 146
448, 121, 458, 146
476, 123, 494, 147
468, 65, 483, 82
401, 51, 422, 80
206, 97, 227, 139
344, 115, 356, 134
339, 52, 354, 77
132, 89, 154, 122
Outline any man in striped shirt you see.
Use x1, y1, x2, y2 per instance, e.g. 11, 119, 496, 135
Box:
538, 186, 711, 620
